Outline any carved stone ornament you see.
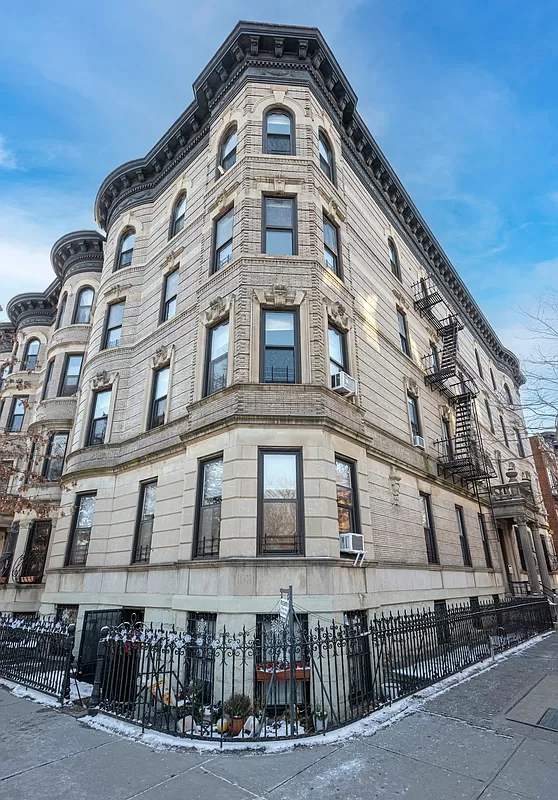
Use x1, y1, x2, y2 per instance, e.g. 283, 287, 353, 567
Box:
392, 289, 410, 310
104, 283, 131, 302
91, 370, 117, 390
273, 176, 286, 195
203, 295, 232, 326
389, 466, 402, 505
406, 377, 420, 396
164, 247, 184, 269
326, 300, 350, 332
152, 345, 172, 370
213, 184, 237, 213
254, 284, 305, 307
439, 404, 451, 421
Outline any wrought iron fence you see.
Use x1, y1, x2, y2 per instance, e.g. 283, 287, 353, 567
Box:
89, 597, 552, 742
0, 615, 75, 702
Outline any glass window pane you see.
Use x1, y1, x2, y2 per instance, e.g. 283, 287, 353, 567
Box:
155, 368, 169, 399
14, 398, 26, 415
108, 303, 124, 327
121, 232, 135, 252
216, 209, 233, 248
210, 322, 229, 359
335, 459, 351, 488
208, 356, 228, 392
66, 355, 83, 377
266, 230, 293, 255
223, 130, 237, 158
199, 505, 221, 545
265, 197, 293, 227
319, 136, 330, 164
338, 507, 351, 534
328, 328, 343, 367
267, 113, 291, 135
142, 483, 157, 518
106, 328, 121, 348
265, 312, 294, 346
202, 459, 223, 503
174, 196, 187, 221
165, 297, 177, 319
263, 502, 297, 549
94, 390, 111, 418
217, 241, 232, 269
265, 349, 295, 382
263, 453, 297, 498
397, 311, 407, 337
324, 219, 337, 251
77, 495, 95, 528
165, 270, 178, 301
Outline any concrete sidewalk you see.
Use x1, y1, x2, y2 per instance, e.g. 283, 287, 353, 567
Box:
1, 635, 558, 800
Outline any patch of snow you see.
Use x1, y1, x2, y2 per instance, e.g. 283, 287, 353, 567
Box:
0, 677, 61, 707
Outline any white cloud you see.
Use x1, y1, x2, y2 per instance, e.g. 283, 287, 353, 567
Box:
0, 135, 17, 169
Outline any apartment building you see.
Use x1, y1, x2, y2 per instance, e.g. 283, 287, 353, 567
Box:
0, 22, 555, 658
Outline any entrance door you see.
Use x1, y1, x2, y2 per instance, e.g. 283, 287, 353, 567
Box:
77, 609, 124, 683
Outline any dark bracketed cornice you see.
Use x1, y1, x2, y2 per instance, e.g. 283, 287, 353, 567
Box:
93, 20, 524, 385
7, 281, 59, 329
50, 230, 105, 282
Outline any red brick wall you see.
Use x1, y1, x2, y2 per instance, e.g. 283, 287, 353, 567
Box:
530, 435, 558, 551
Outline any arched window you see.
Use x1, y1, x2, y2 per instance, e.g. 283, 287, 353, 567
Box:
264, 109, 294, 155
388, 238, 401, 281
504, 384, 513, 405
170, 194, 187, 238
22, 338, 40, 371
218, 126, 238, 175
73, 287, 95, 324
55, 293, 67, 330
319, 131, 334, 182
115, 228, 135, 271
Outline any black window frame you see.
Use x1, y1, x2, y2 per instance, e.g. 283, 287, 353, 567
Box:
148, 366, 170, 430
335, 456, 360, 539
478, 513, 493, 568
323, 213, 341, 277
58, 353, 84, 397
388, 237, 401, 281
318, 130, 335, 183
22, 338, 40, 371
72, 286, 95, 324
397, 308, 410, 355
499, 415, 509, 448
442, 417, 454, 459
260, 307, 301, 385
114, 228, 136, 271
484, 398, 495, 434
204, 319, 229, 397
328, 324, 348, 382
262, 195, 298, 256
475, 348, 484, 379
212, 206, 234, 274
218, 125, 238, 175
102, 300, 125, 350
160, 268, 179, 324
514, 428, 526, 459
41, 358, 55, 401
8, 396, 27, 433
66, 492, 96, 567
263, 107, 295, 156
87, 388, 111, 446
132, 480, 158, 564
420, 492, 439, 565
55, 293, 67, 330
407, 393, 422, 438
490, 367, 497, 391
257, 447, 304, 556
170, 193, 187, 238
42, 431, 69, 482
503, 384, 513, 405
192, 454, 223, 559
455, 505, 472, 567
430, 341, 440, 372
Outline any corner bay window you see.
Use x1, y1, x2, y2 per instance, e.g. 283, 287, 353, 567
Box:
133, 481, 157, 563
420, 492, 439, 564
103, 301, 125, 349
213, 207, 234, 272
455, 505, 472, 567
88, 389, 111, 446
263, 197, 296, 255
261, 309, 299, 384
328, 326, 347, 381
205, 320, 229, 396
258, 450, 303, 555
336, 458, 358, 536
161, 270, 178, 322
43, 432, 69, 482
67, 494, 96, 566
59, 354, 83, 397
8, 397, 27, 432
194, 456, 223, 558
149, 367, 169, 429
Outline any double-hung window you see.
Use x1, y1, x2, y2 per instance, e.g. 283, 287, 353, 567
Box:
336, 458, 358, 536
258, 449, 304, 555
504, 384, 513, 405
205, 320, 229, 396
8, 397, 27, 432
67, 494, 96, 566
319, 132, 334, 181
442, 418, 454, 459
407, 393, 422, 439
328, 326, 347, 381
261, 309, 299, 384
55, 294, 67, 330
103, 302, 125, 349
59, 354, 83, 397
171, 195, 187, 237
388, 238, 401, 280
43, 432, 69, 482
149, 367, 169, 429
430, 341, 440, 372
193, 456, 223, 558
161, 270, 178, 322
420, 493, 439, 564
22, 339, 40, 371
116, 230, 135, 270
499, 415, 509, 448
213, 207, 234, 272
133, 481, 157, 563
475, 349, 484, 379
73, 288, 94, 324
514, 428, 526, 458
484, 399, 495, 434
263, 197, 296, 255
323, 215, 340, 276
455, 505, 472, 567
478, 513, 493, 568
397, 309, 410, 355
41, 359, 54, 401
264, 111, 294, 155
219, 127, 237, 173
88, 389, 111, 446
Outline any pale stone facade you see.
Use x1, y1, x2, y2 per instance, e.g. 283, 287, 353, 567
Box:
1, 23, 556, 650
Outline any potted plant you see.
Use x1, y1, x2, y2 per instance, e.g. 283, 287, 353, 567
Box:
224, 693, 252, 736
313, 703, 328, 732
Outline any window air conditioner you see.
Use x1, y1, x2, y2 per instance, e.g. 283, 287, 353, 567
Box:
339, 532, 365, 553
413, 435, 426, 449
331, 371, 357, 397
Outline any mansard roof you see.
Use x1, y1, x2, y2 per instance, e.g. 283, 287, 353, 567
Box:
93, 21, 524, 385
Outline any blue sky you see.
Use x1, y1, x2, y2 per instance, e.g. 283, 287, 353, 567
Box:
0, 0, 557, 366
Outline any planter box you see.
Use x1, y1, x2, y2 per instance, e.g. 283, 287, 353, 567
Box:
256, 667, 310, 682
